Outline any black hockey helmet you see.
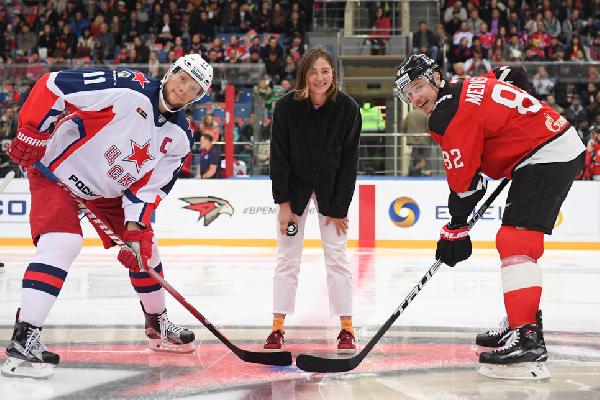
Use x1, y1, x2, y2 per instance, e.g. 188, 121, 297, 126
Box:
395, 54, 443, 103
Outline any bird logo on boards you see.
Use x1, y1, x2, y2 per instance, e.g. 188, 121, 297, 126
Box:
181, 196, 234, 226
389, 196, 420, 228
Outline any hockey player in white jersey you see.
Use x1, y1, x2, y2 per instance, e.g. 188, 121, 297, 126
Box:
2, 54, 213, 379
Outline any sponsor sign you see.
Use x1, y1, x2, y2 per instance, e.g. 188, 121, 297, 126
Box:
1, 179, 599, 245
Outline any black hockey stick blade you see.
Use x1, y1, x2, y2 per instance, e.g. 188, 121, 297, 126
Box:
296, 179, 509, 373
239, 349, 293, 366
296, 261, 442, 373
295, 353, 358, 373
144, 264, 294, 367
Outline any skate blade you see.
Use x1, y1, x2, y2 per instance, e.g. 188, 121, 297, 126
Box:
478, 362, 550, 381
149, 339, 195, 354
1, 357, 55, 379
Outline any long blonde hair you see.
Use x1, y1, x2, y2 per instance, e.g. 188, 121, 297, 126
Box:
294, 47, 338, 102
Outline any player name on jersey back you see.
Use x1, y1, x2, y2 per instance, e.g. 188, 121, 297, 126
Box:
465, 77, 487, 106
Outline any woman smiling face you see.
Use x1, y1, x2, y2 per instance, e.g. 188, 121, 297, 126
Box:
307, 57, 333, 104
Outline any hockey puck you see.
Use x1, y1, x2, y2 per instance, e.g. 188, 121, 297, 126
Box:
0, 262, 4, 273
286, 222, 298, 237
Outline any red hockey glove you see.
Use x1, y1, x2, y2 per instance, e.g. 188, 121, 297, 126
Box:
436, 223, 472, 267
7, 126, 49, 167
118, 228, 154, 272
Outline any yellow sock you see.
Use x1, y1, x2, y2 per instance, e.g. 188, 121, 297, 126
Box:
272, 316, 285, 332
341, 319, 354, 337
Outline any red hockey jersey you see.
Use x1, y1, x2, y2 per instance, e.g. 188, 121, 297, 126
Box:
428, 76, 583, 193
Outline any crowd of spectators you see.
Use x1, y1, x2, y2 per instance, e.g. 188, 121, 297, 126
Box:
0, 0, 312, 177
0, 0, 310, 67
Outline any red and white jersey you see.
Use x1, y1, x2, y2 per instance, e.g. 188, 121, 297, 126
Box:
429, 76, 584, 193
19, 68, 194, 225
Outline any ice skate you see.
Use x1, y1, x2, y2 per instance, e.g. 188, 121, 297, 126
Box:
142, 303, 195, 353
1, 315, 59, 379
478, 324, 549, 381
476, 310, 543, 348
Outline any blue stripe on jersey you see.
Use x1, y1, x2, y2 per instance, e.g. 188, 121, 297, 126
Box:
175, 111, 195, 149
124, 189, 143, 203
160, 164, 182, 195
37, 109, 63, 131
138, 203, 156, 224
48, 116, 86, 170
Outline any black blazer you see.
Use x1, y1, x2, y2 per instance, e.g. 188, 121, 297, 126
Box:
269, 90, 361, 218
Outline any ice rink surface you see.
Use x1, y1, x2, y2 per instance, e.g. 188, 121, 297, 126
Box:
0, 245, 599, 399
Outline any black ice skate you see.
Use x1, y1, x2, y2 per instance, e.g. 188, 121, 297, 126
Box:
1, 312, 59, 379
478, 323, 549, 381
142, 303, 195, 353
476, 310, 543, 348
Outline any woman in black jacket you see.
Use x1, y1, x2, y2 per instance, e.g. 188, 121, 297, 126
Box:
264, 47, 362, 353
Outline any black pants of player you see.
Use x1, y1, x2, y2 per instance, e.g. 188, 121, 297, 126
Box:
502, 152, 585, 234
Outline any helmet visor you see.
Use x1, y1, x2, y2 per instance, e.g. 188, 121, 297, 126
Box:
172, 70, 205, 99
396, 75, 427, 104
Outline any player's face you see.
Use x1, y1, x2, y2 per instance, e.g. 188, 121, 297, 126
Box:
402, 78, 439, 115
307, 57, 333, 97
165, 71, 204, 108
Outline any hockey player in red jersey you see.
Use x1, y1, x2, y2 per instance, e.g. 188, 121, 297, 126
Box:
395, 54, 584, 380
2, 54, 213, 379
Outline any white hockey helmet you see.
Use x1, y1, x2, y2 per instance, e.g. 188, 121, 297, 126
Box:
160, 53, 214, 112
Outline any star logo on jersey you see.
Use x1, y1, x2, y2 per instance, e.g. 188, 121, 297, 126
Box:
123, 140, 155, 172
131, 72, 149, 88
181, 196, 234, 226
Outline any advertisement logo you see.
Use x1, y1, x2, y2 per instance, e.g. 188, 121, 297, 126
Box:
181, 196, 234, 226
389, 197, 420, 227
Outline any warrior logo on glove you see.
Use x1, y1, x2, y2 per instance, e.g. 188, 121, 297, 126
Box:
7, 126, 49, 168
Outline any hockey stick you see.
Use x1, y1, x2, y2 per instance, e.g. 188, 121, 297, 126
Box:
33, 162, 292, 367
0, 170, 16, 194
296, 179, 510, 373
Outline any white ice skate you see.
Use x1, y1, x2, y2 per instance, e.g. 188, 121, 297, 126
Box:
1, 317, 59, 379
142, 303, 195, 353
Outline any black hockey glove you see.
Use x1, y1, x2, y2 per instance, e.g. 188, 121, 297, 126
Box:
436, 223, 472, 267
